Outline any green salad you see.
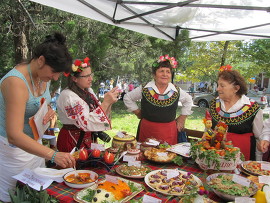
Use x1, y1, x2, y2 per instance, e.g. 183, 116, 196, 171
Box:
208, 174, 255, 196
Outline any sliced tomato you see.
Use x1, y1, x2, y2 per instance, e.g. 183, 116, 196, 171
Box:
79, 149, 89, 161
104, 151, 115, 164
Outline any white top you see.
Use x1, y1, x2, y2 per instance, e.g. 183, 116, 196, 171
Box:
123, 80, 193, 115
57, 88, 111, 132
218, 95, 263, 139
261, 117, 270, 141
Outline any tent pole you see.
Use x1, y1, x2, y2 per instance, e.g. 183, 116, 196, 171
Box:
172, 26, 180, 84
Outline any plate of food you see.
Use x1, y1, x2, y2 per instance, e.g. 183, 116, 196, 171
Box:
115, 163, 152, 179
144, 148, 177, 163
241, 161, 270, 176
144, 169, 202, 196
74, 177, 143, 203
206, 173, 258, 201
166, 142, 191, 158
63, 170, 98, 189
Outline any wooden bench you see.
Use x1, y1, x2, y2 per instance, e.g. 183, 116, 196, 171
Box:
185, 128, 204, 141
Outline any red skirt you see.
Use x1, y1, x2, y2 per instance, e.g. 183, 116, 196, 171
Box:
226, 132, 254, 160
138, 119, 177, 145
57, 128, 92, 152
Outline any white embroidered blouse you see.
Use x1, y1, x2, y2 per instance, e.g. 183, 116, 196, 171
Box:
57, 88, 111, 132
123, 80, 193, 116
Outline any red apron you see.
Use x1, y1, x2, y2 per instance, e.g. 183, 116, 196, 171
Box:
138, 119, 177, 145
57, 128, 92, 152
226, 132, 253, 160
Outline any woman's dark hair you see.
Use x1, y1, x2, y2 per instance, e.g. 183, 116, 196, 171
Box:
218, 70, 248, 96
66, 66, 94, 106
31, 32, 72, 73
152, 60, 173, 74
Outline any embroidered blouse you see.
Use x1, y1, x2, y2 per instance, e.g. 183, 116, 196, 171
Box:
210, 95, 263, 139
57, 88, 111, 132
123, 80, 193, 116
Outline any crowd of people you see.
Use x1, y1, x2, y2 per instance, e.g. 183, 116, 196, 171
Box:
1, 33, 270, 203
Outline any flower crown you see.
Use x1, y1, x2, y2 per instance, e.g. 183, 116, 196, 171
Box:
219, 64, 232, 72
152, 54, 178, 69
64, 57, 90, 77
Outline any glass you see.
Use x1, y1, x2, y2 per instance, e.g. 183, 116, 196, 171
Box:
78, 72, 94, 78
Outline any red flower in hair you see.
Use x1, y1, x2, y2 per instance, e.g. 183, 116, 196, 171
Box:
63, 72, 70, 77
219, 64, 232, 72
74, 59, 82, 66
84, 57, 90, 65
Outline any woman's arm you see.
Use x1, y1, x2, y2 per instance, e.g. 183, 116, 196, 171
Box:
2, 77, 75, 168
178, 89, 193, 115
176, 89, 193, 131
123, 85, 142, 112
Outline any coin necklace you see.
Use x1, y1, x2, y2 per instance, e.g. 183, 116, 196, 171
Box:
27, 64, 43, 97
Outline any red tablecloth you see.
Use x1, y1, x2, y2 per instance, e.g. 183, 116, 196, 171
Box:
46, 158, 224, 203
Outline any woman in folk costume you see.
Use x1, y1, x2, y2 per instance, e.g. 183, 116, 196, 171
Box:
57, 57, 119, 152
123, 55, 193, 145
209, 65, 266, 160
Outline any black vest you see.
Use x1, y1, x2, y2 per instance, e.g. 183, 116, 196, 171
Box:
141, 85, 180, 123
209, 98, 260, 134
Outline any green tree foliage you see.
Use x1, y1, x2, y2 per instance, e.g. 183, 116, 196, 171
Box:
0, 0, 269, 89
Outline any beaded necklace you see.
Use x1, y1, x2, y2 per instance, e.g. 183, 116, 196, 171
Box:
27, 64, 42, 97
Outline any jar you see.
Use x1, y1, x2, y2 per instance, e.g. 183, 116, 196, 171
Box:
112, 135, 137, 151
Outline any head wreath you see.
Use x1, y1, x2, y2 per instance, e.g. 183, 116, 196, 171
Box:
219, 64, 232, 72
152, 54, 178, 69
64, 57, 90, 77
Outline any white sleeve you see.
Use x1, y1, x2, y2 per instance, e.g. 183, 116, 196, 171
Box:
252, 109, 264, 138
123, 85, 142, 112
260, 114, 270, 141
57, 91, 111, 132
178, 88, 193, 115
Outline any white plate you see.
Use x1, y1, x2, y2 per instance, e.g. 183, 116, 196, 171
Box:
63, 170, 98, 189
144, 169, 202, 196
74, 177, 144, 203
166, 142, 191, 157
206, 173, 258, 201
241, 161, 270, 176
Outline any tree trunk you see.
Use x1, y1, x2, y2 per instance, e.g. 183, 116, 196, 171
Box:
220, 41, 230, 66
11, 0, 29, 64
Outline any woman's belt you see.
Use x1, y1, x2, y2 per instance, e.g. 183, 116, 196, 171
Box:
62, 124, 80, 130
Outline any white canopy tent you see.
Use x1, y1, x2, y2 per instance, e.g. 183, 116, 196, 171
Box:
29, 0, 270, 41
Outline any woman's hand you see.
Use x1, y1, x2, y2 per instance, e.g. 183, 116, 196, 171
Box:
257, 140, 270, 153
176, 115, 187, 132
43, 106, 56, 125
53, 152, 76, 168
103, 87, 119, 104
133, 109, 141, 119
